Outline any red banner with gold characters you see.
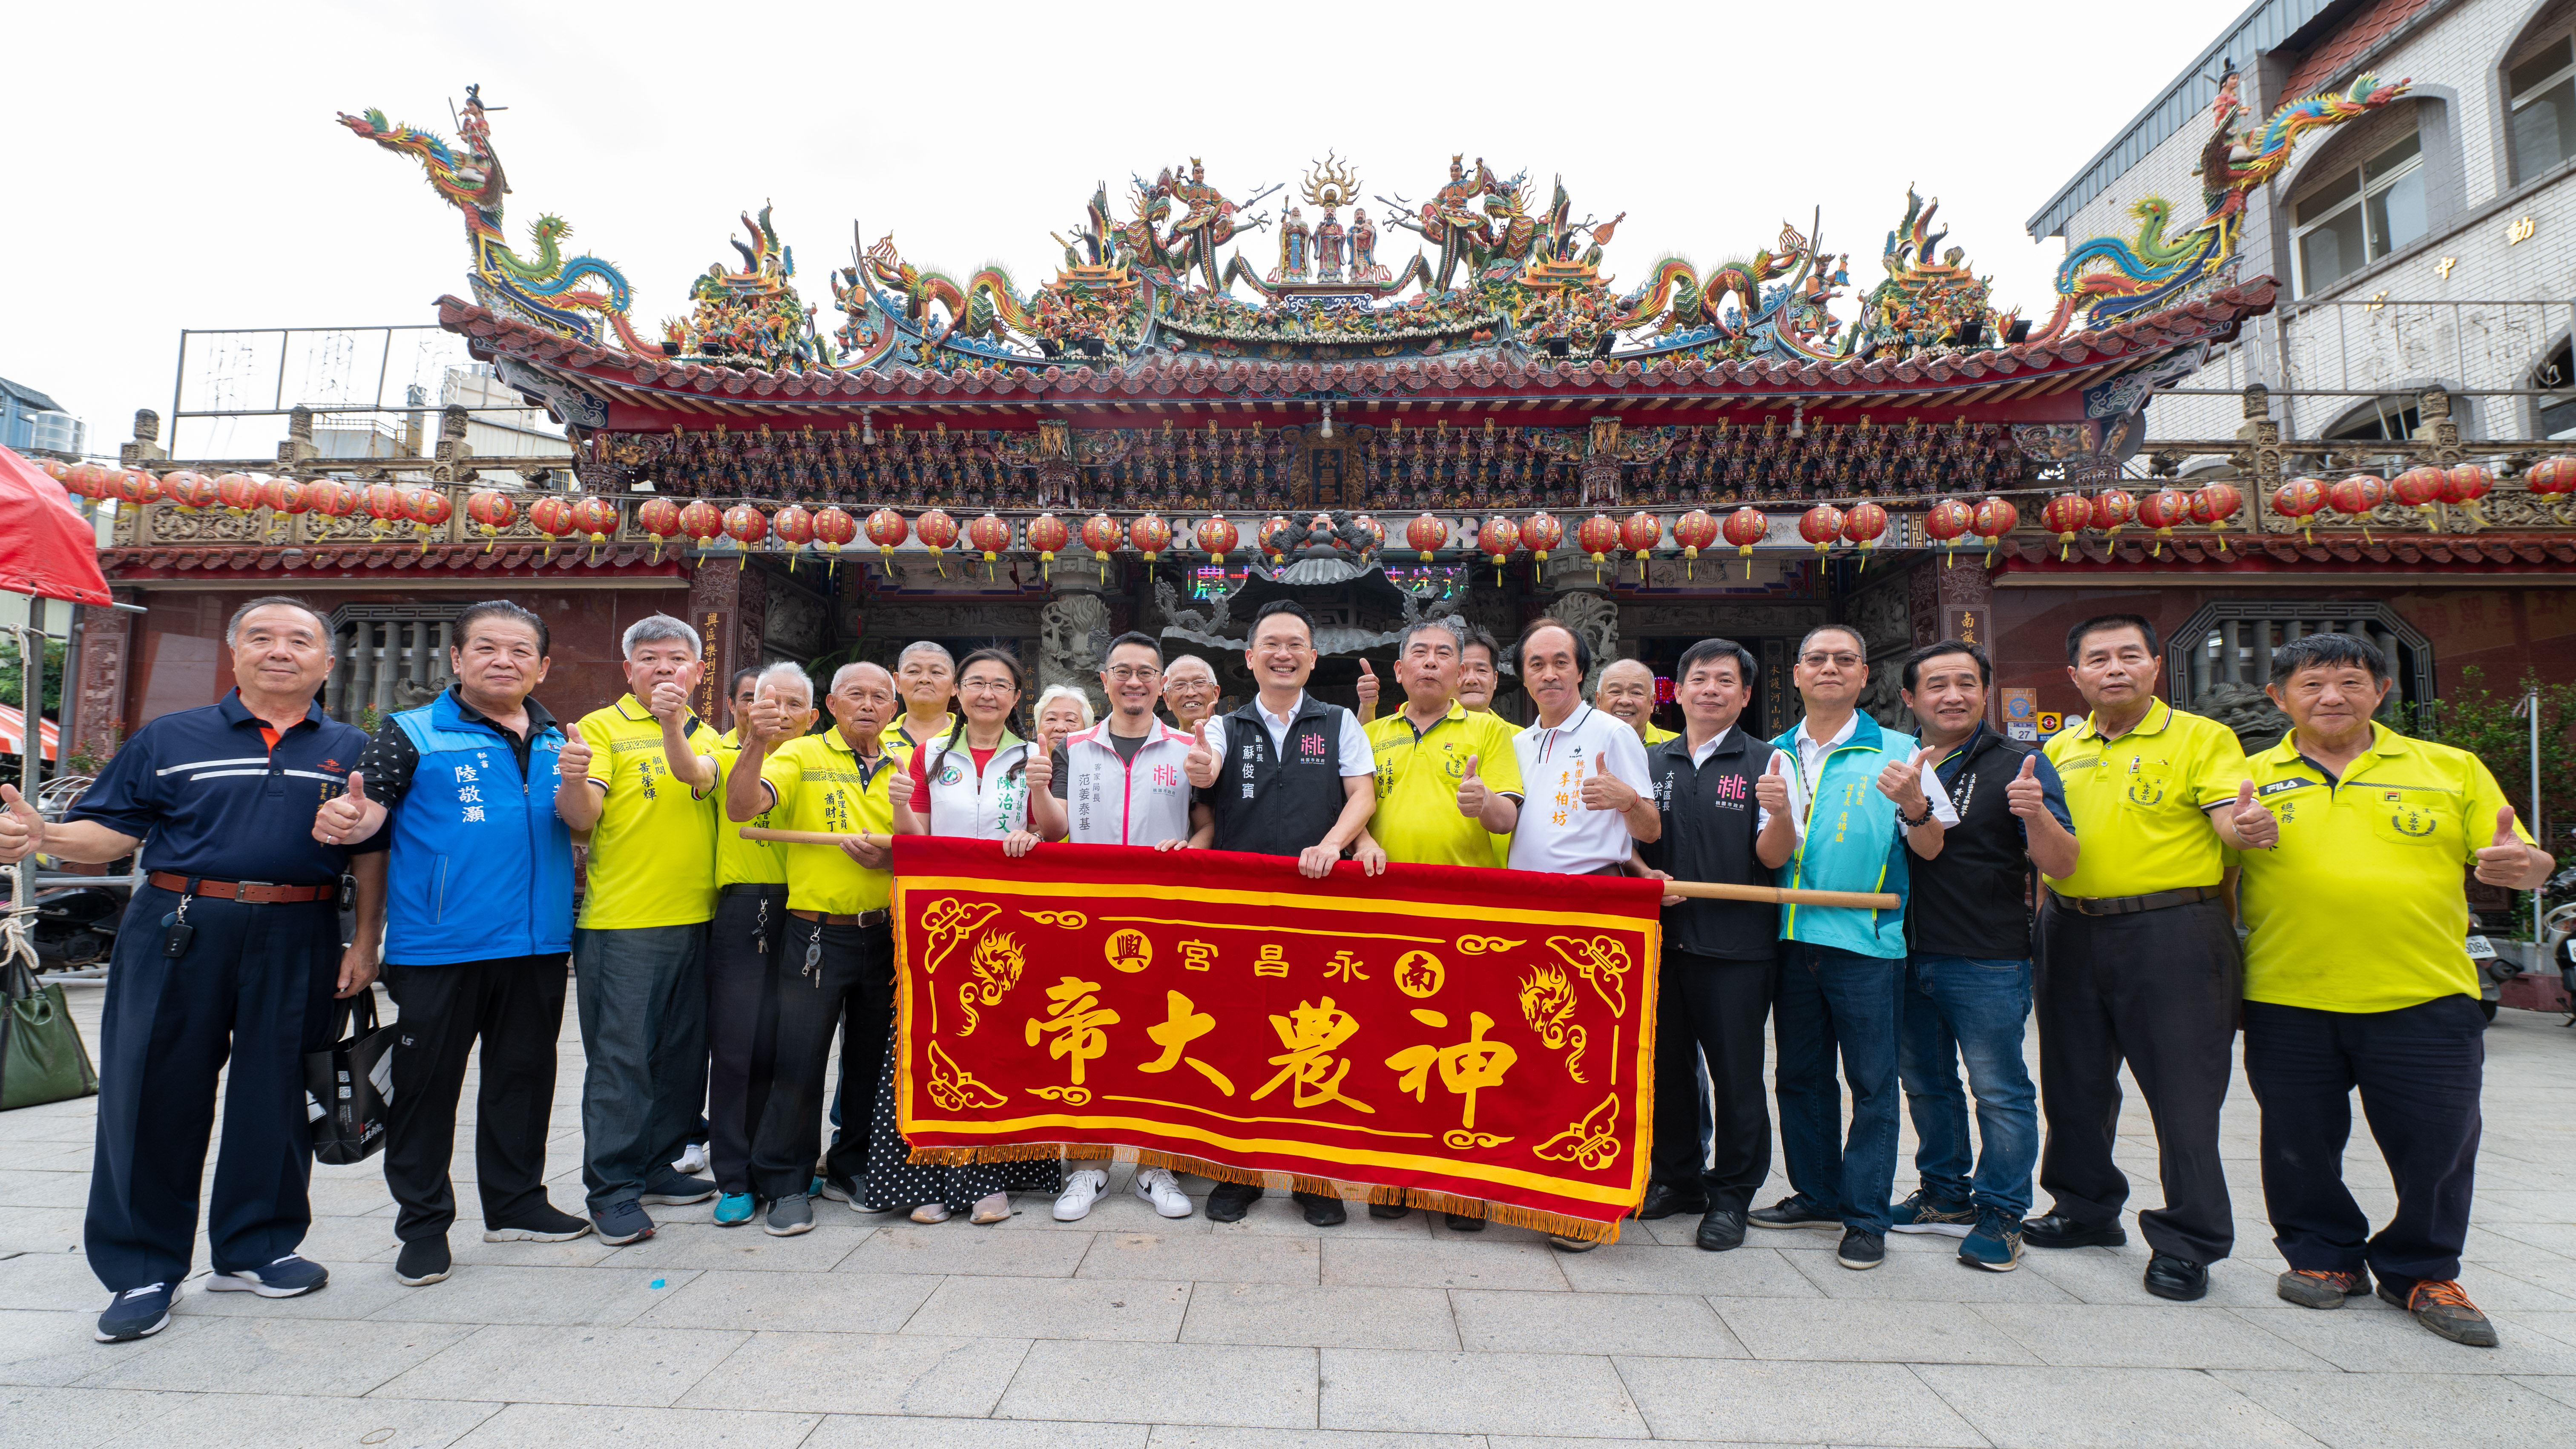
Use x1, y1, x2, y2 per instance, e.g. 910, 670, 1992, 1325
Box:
890, 837, 1662, 1240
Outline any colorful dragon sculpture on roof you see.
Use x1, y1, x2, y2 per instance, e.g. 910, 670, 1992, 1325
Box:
2031, 64, 2411, 342
337, 86, 648, 352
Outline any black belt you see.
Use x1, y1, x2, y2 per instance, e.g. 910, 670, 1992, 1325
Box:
792, 908, 891, 927
719, 883, 790, 897
2049, 885, 2223, 917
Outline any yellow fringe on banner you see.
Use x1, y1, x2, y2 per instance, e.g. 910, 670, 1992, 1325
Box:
900, 1143, 1626, 1244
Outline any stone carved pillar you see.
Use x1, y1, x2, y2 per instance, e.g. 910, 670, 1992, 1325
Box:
71, 597, 134, 763
2238, 384, 2284, 535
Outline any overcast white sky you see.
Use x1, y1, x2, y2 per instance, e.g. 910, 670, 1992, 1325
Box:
2, 0, 2250, 458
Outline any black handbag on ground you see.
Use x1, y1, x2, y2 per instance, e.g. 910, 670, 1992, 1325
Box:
0, 959, 99, 1110
305, 987, 396, 1164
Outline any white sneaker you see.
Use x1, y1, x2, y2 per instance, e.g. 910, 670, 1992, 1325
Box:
1053, 1169, 1110, 1222
670, 1142, 710, 1177
1133, 1167, 1192, 1219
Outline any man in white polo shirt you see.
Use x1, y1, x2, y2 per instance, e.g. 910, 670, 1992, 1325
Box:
1048, 630, 1210, 1223
1506, 618, 1660, 877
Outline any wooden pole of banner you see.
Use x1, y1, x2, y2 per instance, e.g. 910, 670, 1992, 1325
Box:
742, 829, 1901, 911
1663, 880, 1902, 910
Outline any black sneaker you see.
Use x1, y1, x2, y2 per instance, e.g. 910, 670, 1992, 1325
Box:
482, 1203, 595, 1243
816, 1175, 868, 1212
763, 1193, 815, 1237
1367, 1202, 1412, 1220
2020, 1211, 2128, 1249
1958, 1210, 2023, 1272
1748, 1193, 1839, 1230
641, 1173, 718, 1206
591, 1199, 656, 1245
94, 1283, 173, 1343
395, 1237, 451, 1287
1888, 1188, 1976, 1238
205, 1254, 328, 1298
1836, 1228, 1886, 1271
1443, 1212, 1486, 1233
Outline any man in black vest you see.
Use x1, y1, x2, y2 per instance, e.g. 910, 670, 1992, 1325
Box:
1887, 640, 2078, 1273
1185, 599, 1378, 1225
1639, 638, 1794, 1251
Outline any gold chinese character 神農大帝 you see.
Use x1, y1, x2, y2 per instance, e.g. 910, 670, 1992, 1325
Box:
1252, 997, 1374, 1113
1138, 989, 1236, 1095
1025, 976, 1120, 1084
1384, 1008, 1518, 1130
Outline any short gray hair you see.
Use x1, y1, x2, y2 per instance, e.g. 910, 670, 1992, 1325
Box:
897, 640, 956, 673
753, 660, 814, 707
1164, 654, 1217, 684
1599, 658, 1655, 683
832, 661, 894, 693
621, 613, 701, 658
224, 595, 329, 648
1796, 625, 1867, 664
1034, 684, 1096, 730
1396, 618, 1466, 655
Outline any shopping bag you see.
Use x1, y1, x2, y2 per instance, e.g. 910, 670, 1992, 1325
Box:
0, 960, 98, 1110
305, 988, 396, 1164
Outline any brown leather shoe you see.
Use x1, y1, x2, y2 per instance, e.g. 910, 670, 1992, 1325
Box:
2277, 1267, 2369, 1309
2382, 1278, 2499, 1347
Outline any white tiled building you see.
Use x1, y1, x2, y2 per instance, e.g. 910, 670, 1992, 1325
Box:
2030, 0, 2576, 449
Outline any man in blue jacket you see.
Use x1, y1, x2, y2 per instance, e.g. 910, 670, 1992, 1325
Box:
324, 600, 589, 1288
1747, 625, 1955, 1271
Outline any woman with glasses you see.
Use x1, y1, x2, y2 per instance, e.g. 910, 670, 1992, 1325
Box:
875, 648, 1067, 1223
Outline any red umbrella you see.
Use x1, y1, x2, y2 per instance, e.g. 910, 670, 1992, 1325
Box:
0, 447, 112, 606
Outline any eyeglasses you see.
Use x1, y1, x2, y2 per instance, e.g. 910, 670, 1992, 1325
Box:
1105, 665, 1162, 682
1799, 652, 1864, 668
1253, 641, 1314, 657
1167, 678, 1216, 692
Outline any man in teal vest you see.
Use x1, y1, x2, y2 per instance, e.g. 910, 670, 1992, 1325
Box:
323, 600, 589, 1289
1746, 625, 1955, 1271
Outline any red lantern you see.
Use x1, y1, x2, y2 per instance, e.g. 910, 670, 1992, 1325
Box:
210, 472, 259, 515
2328, 474, 2386, 543
1798, 504, 1845, 559
402, 486, 452, 552
1405, 512, 1446, 564
2135, 487, 2191, 557
65, 462, 111, 499
300, 478, 354, 519
1840, 500, 1889, 569
1720, 504, 1768, 578
358, 483, 406, 538
2524, 456, 2576, 522
2091, 487, 2136, 538
569, 495, 619, 561
529, 495, 581, 560
814, 504, 858, 574
2391, 465, 2446, 523
1576, 512, 1622, 583
2271, 476, 2327, 544
916, 507, 960, 575
113, 469, 163, 506
773, 503, 817, 572
2443, 463, 2493, 526
163, 470, 221, 511
2040, 493, 2093, 561
1079, 511, 1122, 582
470, 489, 523, 554
1922, 497, 1974, 566
1025, 511, 1070, 578
1262, 514, 1292, 564
864, 506, 909, 573
1349, 513, 1385, 552
1670, 508, 1718, 579
720, 503, 767, 570
2189, 483, 2240, 554
1197, 514, 1242, 567
36, 458, 69, 485
968, 510, 1012, 578
1477, 514, 1521, 584
1129, 511, 1172, 564
1619, 510, 1660, 581
259, 476, 308, 515
1521, 510, 1564, 580
678, 499, 726, 553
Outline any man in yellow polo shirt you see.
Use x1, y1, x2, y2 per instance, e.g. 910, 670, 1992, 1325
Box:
724, 661, 901, 1236
557, 614, 722, 1244
703, 662, 809, 1227
1354, 620, 1525, 872
883, 641, 956, 762
2237, 633, 2549, 1348
2026, 614, 2276, 1304
1597, 659, 1678, 745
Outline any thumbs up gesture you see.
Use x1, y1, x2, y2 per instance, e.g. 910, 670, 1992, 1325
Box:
1023, 742, 1053, 793
2475, 806, 2540, 887
1355, 659, 1380, 709
1754, 752, 1791, 816
556, 731, 594, 781
313, 770, 387, 846
1580, 752, 1639, 813
0, 784, 44, 864
1877, 744, 1936, 816
648, 679, 692, 722
1456, 753, 1489, 819
888, 760, 917, 809
2006, 753, 2047, 821
1184, 719, 1218, 788
2230, 779, 2279, 850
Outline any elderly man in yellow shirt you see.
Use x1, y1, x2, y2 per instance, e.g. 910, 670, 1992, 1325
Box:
2235, 632, 2550, 1348
1595, 658, 1678, 745
703, 662, 810, 1228
2027, 614, 2277, 1304
724, 661, 903, 1236
557, 614, 723, 1245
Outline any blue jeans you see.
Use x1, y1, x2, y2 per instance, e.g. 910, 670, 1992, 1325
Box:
1897, 955, 2038, 1220
573, 923, 710, 1212
1774, 941, 1905, 1235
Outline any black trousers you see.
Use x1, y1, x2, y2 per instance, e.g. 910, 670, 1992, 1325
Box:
750, 918, 894, 1201
706, 886, 789, 1195
381, 955, 568, 1242
1650, 947, 1775, 1213
2245, 995, 2485, 1290
2035, 894, 2240, 1263
86, 888, 339, 1292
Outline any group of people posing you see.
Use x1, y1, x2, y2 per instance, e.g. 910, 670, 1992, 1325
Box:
0, 592, 2544, 1354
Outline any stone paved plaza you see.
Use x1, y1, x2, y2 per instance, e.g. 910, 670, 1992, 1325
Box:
4, 980, 2575, 1449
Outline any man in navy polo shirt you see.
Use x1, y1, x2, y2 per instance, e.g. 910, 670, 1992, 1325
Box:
0, 596, 385, 1344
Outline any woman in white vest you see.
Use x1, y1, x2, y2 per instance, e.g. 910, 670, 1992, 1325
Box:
1044, 633, 1212, 1221
875, 648, 1066, 1222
